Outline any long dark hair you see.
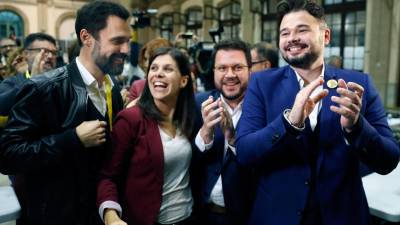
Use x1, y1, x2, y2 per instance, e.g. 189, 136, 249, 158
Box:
138, 47, 195, 138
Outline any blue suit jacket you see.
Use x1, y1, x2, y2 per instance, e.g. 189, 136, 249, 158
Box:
236, 65, 400, 225
192, 90, 256, 225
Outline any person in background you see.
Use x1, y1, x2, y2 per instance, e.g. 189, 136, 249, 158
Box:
0, 33, 58, 131
0, 1, 130, 224
0, 38, 18, 81
97, 47, 196, 225
250, 42, 279, 73
23, 32, 58, 76
0, 38, 17, 66
236, 0, 400, 225
327, 55, 342, 68
124, 37, 173, 107
193, 39, 256, 225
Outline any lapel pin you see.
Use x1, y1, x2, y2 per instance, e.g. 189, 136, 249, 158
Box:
326, 79, 338, 89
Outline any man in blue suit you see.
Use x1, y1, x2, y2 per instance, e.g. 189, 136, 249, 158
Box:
193, 39, 255, 225
236, 1, 400, 225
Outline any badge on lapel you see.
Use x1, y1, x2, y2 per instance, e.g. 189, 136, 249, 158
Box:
326, 79, 338, 89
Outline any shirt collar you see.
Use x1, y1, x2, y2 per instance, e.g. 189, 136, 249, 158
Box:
75, 57, 114, 88
220, 95, 243, 115
291, 64, 325, 88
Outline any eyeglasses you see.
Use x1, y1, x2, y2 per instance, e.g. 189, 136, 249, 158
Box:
214, 64, 249, 74
0, 44, 17, 49
251, 59, 267, 66
26, 48, 58, 56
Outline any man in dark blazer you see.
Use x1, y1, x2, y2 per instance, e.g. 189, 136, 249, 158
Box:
236, 1, 400, 225
193, 39, 255, 225
0, 1, 130, 225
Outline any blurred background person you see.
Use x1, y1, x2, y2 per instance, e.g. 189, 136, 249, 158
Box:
0, 33, 58, 132
0, 38, 17, 66
22, 32, 58, 77
250, 42, 279, 73
0, 38, 18, 82
328, 55, 342, 68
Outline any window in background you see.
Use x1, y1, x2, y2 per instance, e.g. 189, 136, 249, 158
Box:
219, 1, 241, 39
186, 7, 202, 36
159, 14, 173, 41
323, 0, 366, 70
0, 10, 24, 41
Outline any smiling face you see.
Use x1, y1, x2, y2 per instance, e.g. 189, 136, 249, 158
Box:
147, 54, 188, 106
24, 40, 57, 72
214, 49, 249, 102
91, 15, 131, 75
279, 10, 330, 69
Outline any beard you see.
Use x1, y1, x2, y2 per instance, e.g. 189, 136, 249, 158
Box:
222, 89, 244, 101
220, 78, 246, 101
92, 42, 127, 75
42, 60, 55, 72
282, 51, 319, 69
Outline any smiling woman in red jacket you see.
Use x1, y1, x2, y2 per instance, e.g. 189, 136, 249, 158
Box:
97, 47, 196, 225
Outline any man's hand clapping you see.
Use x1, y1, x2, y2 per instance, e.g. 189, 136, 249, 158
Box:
330, 79, 364, 132
199, 96, 223, 144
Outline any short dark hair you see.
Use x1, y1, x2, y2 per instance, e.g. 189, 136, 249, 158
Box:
210, 39, 251, 68
23, 33, 56, 49
252, 42, 279, 68
75, 0, 130, 46
138, 47, 195, 138
276, 0, 325, 27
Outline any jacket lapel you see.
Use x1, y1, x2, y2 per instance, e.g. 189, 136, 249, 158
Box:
317, 66, 340, 174
281, 67, 302, 110
62, 60, 87, 128
146, 118, 164, 186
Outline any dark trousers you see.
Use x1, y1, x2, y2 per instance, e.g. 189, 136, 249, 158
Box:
197, 205, 238, 225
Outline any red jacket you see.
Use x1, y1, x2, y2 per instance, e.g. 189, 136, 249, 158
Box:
97, 106, 164, 225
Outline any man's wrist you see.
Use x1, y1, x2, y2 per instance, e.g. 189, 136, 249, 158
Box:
284, 109, 305, 130
200, 127, 213, 144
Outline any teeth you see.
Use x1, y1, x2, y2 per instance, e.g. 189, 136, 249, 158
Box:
289, 46, 301, 51
154, 81, 167, 88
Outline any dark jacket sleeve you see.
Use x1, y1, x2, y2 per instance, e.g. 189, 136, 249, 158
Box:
0, 74, 26, 128
0, 79, 82, 174
343, 74, 400, 174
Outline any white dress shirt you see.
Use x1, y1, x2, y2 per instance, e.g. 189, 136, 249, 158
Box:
76, 57, 114, 116
292, 65, 325, 130
195, 95, 243, 207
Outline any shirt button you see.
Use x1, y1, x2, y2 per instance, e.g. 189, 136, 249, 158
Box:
297, 210, 303, 216
271, 134, 280, 143
305, 180, 310, 185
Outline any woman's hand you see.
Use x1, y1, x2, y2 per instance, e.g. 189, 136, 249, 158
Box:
104, 209, 127, 225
